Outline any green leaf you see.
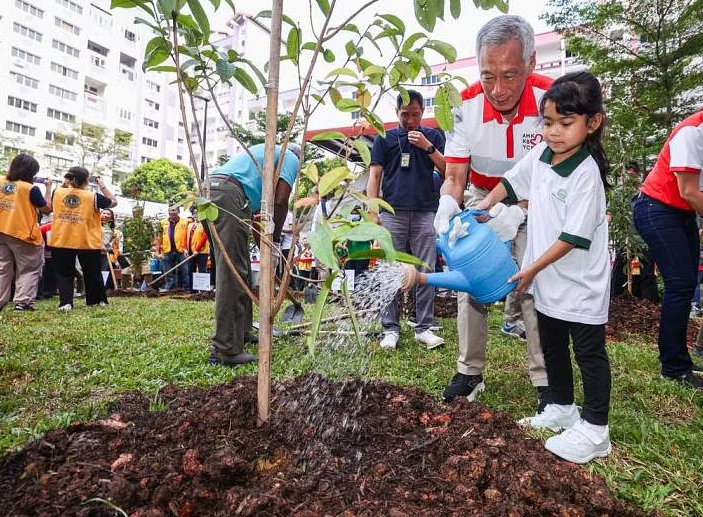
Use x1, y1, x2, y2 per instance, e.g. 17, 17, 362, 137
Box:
215, 59, 237, 82
363, 64, 386, 78
345, 40, 357, 57
343, 23, 360, 34
335, 98, 361, 112
344, 222, 387, 242
450, 0, 461, 18
233, 67, 259, 94
353, 139, 371, 166
323, 48, 335, 63
222, 0, 234, 11
205, 0, 220, 9
311, 131, 347, 141
434, 94, 454, 131
303, 162, 319, 184
188, 0, 210, 41
308, 223, 339, 269
326, 67, 358, 79
315, 0, 330, 15
402, 32, 427, 53
143, 37, 172, 71
414, 0, 436, 32
442, 81, 462, 107
150, 65, 178, 72
286, 27, 301, 65
306, 275, 334, 355
425, 40, 457, 62
134, 16, 163, 32
329, 88, 342, 105
319, 166, 352, 196
157, 0, 176, 17
378, 13, 405, 33
364, 110, 386, 137
311, 93, 325, 105
176, 13, 200, 31
301, 42, 317, 51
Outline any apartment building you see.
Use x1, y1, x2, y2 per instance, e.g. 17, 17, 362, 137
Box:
0, 0, 184, 186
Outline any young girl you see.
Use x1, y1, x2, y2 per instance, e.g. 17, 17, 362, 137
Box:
476, 71, 612, 464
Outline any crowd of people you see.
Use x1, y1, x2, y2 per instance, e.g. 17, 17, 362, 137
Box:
2, 13, 703, 467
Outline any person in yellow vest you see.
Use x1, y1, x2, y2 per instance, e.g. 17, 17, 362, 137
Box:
0, 154, 53, 311
184, 209, 210, 280
100, 208, 126, 289
49, 166, 117, 311
156, 207, 191, 291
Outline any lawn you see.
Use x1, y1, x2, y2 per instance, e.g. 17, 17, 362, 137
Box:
1, 295, 702, 516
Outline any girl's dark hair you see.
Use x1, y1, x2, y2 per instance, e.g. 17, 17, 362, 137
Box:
7, 153, 39, 182
539, 71, 610, 189
65, 166, 89, 187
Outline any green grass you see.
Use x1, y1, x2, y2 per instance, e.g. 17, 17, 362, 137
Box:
1, 296, 702, 516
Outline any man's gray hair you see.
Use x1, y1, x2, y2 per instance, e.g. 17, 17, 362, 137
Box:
476, 15, 535, 65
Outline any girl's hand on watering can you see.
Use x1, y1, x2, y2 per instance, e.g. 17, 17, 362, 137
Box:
509, 266, 537, 293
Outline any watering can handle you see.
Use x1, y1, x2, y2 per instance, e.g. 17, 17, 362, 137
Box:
468, 208, 489, 221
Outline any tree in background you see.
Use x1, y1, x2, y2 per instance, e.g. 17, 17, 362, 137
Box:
121, 158, 196, 204
121, 204, 160, 286
0, 131, 24, 172
42, 123, 133, 180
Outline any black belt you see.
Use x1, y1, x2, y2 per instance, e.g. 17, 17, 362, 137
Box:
210, 174, 243, 190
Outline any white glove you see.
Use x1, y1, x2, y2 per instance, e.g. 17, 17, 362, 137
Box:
447, 216, 470, 249
434, 195, 461, 234
485, 203, 526, 242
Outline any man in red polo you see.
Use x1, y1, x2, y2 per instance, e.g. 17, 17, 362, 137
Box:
434, 15, 553, 412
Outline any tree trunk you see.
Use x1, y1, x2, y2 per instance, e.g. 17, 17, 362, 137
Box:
257, 0, 283, 426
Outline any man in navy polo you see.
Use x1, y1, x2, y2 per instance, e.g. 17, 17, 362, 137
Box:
367, 89, 446, 351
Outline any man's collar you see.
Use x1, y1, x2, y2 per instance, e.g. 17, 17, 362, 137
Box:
539, 145, 591, 177
482, 75, 540, 124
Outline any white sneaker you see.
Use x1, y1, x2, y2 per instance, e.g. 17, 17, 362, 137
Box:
379, 331, 399, 350
545, 420, 612, 464
58, 304, 72, 311
98, 301, 108, 307
414, 329, 445, 349
518, 403, 580, 432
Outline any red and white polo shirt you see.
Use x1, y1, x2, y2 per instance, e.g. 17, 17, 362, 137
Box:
640, 110, 703, 210
444, 73, 553, 190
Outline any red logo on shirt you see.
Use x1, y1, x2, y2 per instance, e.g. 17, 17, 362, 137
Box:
529, 134, 543, 146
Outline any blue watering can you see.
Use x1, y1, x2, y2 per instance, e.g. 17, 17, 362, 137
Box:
424, 209, 518, 304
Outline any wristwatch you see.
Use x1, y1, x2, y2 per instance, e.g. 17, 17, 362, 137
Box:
426, 145, 436, 155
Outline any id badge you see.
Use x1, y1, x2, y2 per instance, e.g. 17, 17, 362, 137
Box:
400, 152, 411, 169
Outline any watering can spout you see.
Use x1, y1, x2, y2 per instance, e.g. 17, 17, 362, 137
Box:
425, 269, 471, 292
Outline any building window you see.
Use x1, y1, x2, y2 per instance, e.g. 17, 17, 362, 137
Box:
143, 117, 159, 129
124, 29, 136, 42
56, 0, 83, 14
50, 62, 79, 80
142, 137, 158, 147
141, 156, 153, 163
6, 121, 36, 136
118, 108, 133, 121
55, 17, 81, 36
145, 99, 160, 111
87, 40, 109, 57
49, 84, 78, 102
45, 131, 74, 144
11, 47, 41, 66
45, 155, 72, 168
424, 97, 435, 108
7, 96, 37, 113
10, 71, 38, 89
351, 111, 360, 120
15, 0, 43, 18
47, 108, 76, 123
4, 146, 34, 156
90, 55, 106, 69
89, 4, 112, 28
52, 39, 80, 58
13, 22, 42, 42
421, 74, 440, 85
146, 80, 161, 92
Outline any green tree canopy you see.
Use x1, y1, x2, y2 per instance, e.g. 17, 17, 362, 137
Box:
121, 158, 196, 204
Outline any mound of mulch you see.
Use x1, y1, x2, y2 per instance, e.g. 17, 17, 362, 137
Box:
0, 375, 658, 517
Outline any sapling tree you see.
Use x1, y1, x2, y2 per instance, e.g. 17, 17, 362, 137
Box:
110, 0, 508, 422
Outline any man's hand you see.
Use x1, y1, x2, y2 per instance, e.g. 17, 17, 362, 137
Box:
434, 195, 461, 234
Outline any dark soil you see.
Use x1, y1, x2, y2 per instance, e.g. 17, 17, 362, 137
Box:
0, 375, 657, 517
4, 291, 680, 516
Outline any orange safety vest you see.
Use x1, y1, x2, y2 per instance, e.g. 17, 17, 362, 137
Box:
159, 217, 189, 253
49, 187, 102, 249
187, 222, 210, 254
0, 180, 43, 246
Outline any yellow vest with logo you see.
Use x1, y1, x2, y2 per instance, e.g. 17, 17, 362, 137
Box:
160, 217, 188, 253
49, 188, 102, 249
0, 180, 42, 246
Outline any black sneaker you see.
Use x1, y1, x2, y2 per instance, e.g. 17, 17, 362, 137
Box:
662, 371, 703, 389
14, 303, 35, 311
536, 386, 552, 414
443, 372, 485, 402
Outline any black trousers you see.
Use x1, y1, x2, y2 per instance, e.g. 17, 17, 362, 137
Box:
53, 247, 107, 307
536, 311, 611, 425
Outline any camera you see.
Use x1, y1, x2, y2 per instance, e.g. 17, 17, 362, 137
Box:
33, 176, 47, 183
